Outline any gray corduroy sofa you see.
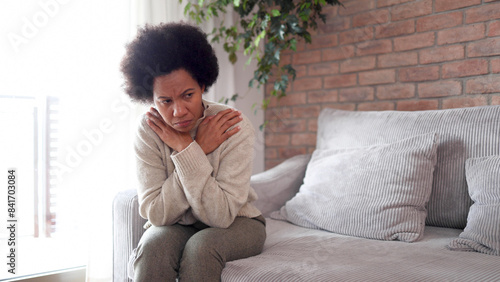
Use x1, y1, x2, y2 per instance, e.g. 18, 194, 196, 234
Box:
113, 105, 500, 281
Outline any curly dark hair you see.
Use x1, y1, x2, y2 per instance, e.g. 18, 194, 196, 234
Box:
120, 22, 219, 103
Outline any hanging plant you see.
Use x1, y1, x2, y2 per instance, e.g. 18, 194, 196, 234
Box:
181, 0, 343, 111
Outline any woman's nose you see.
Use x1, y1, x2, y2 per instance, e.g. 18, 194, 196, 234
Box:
172, 103, 187, 117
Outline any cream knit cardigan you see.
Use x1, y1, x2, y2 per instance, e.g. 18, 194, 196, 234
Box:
134, 99, 262, 229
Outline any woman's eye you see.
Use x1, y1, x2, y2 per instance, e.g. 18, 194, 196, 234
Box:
162, 99, 172, 104
185, 93, 193, 98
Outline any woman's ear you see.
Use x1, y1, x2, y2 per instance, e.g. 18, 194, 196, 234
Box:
201, 85, 206, 93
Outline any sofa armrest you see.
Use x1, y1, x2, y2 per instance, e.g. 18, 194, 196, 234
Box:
251, 154, 311, 217
112, 189, 147, 282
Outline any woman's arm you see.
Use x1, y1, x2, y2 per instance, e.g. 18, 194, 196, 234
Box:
171, 115, 255, 228
134, 117, 192, 226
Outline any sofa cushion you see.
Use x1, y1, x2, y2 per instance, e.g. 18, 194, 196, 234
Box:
448, 155, 500, 256
222, 219, 500, 281
271, 133, 438, 242
315, 106, 500, 229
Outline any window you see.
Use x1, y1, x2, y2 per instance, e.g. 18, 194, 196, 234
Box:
0, 1, 133, 280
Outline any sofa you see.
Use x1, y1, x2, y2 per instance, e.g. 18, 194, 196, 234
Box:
113, 105, 500, 281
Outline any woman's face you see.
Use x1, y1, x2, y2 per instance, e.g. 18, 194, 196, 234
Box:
153, 69, 205, 133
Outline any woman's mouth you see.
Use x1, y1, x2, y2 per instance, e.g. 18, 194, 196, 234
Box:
175, 120, 192, 128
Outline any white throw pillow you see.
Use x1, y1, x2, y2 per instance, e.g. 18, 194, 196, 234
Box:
271, 132, 438, 242
448, 155, 500, 256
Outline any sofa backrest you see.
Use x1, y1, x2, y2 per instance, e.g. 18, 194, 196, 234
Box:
316, 105, 500, 229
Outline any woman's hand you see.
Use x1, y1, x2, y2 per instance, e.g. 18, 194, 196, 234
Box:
196, 108, 243, 155
146, 107, 193, 152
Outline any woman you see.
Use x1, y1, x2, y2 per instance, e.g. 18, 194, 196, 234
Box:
120, 22, 266, 281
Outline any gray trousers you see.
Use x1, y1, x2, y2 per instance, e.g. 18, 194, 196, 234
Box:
129, 216, 266, 282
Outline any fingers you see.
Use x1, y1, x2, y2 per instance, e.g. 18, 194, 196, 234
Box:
208, 108, 242, 130
146, 118, 162, 136
223, 124, 241, 138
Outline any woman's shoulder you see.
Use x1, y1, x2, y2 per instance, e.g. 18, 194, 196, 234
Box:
135, 112, 162, 143
203, 99, 254, 132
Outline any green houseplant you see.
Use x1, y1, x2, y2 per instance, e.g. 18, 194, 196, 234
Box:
181, 0, 342, 113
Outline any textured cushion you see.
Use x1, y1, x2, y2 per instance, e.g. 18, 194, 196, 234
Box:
316, 106, 500, 228
251, 154, 311, 217
223, 220, 500, 281
448, 155, 500, 256
271, 133, 438, 242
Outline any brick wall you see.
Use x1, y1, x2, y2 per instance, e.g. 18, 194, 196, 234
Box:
264, 0, 500, 169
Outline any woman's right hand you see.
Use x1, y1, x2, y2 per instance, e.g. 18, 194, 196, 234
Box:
195, 109, 243, 155
146, 107, 193, 153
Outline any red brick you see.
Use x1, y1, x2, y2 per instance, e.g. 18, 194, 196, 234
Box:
279, 54, 292, 66
308, 119, 318, 132
278, 147, 308, 159
339, 87, 375, 102
292, 77, 323, 92
292, 106, 321, 118
466, 75, 500, 94
376, 84, 415, 100
377, 0, 413, 8
265, 148, 278, 159
356, 39, 392, 56
435, 0, 481, 12
417, 11, 463, 32
437, 24, 485, 45
488, 20, 500, 37
323, 45, 355, 61
267, 92, 307, 108
396, 100, 439, 111
291, 133, 317, 146
442, 96, 488, 109
265, 133, 290, 146
339, 27, 374, 45
265, 108, 291, 120
308, 34, 338, 50
353, 10, 390, 27
308, 62, 339, 76
293, 66, 307, 78
266, 119, 306, 133
340, 56, 376, 73
319, 17, 350, 33
293, 50, 322, 65
391, 0, 432, 21
378, 52, 418, 68
466, 2, 500, 24
442, 59, 489, 79
419, 45, 465, 64
492, 58, 500, 73
399, 66, 440, 82
324, 74, 357, 89
359, 69, 396, 85
375, 20, 415, 39
394, 32, 435, 52
338, 0, 376, 16
322, 5, 339, 19
308, 90, 339, 104
418, 80, 462, 98
492, 95, 500, 105
468, 38, 500, 57
358, 102, 395, 111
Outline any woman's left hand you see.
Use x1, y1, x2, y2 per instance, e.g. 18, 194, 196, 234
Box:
196, 108, 242, 155
146, 107, 193, 152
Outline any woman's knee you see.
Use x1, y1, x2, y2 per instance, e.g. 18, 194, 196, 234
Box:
131, 225, 196, 280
